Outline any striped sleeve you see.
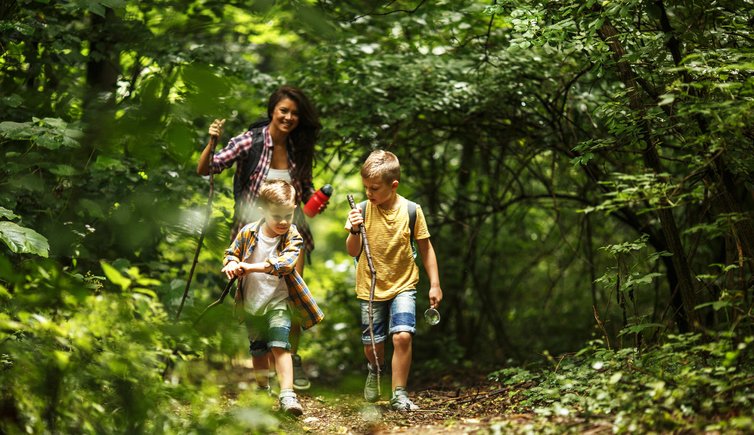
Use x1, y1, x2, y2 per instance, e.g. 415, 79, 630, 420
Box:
211, 130, 256, 173
266, 225, 303, 276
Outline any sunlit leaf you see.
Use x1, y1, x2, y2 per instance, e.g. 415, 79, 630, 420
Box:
100, 261, 132, 290
0, 221, 50, 257
0, 207, 18, 220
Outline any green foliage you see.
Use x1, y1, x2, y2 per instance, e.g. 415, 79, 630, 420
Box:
2, 0, 754, 430
489, 334, 754, 432
0, 259, 280, 433
0, 207, 49, 257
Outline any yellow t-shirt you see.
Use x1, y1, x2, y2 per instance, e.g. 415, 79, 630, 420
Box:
346, 195, 430, 301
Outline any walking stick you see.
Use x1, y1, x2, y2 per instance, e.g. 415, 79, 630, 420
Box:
193, 276, 237, 326
347, 194, 381, 396
175, 134, 219, 321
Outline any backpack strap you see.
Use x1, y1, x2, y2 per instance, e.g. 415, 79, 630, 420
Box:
406, 200, 417, 243
232, 126, 266, 229
358, 201, 368, 219
233, 125, 266, 203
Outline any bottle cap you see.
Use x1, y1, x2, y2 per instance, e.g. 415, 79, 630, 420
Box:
321, 184, 333, 196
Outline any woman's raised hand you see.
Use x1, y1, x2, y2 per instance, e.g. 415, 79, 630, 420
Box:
208, 118, 225, 138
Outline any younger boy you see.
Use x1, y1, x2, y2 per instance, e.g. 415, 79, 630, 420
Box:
222, 179, 324, 416
345, 150, 443, 411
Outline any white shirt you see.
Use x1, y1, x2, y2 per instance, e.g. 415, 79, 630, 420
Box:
266, 168, 291, 182
241, 230, 288, 315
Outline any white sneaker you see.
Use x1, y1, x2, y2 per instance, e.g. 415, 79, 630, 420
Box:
279, 389, 303, 416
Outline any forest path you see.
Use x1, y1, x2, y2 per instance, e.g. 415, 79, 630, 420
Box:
280, 380, 522, 434
218, 360, 601, 434
210, 358, 614, 435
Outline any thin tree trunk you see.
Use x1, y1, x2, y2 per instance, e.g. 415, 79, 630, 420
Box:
596, 17, 700, 329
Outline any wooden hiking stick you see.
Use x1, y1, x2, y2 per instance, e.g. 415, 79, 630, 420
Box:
347, 194, 381, 395
192, 276, 237, 326
175, 134, 219, 321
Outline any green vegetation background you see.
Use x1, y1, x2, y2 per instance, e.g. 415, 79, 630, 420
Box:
1, 0, 753, 433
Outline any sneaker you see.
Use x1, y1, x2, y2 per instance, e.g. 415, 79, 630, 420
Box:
390, 387, 418, 411
364, 364, 380, 402
291, 354, 311, 390
279, 389, 303, 416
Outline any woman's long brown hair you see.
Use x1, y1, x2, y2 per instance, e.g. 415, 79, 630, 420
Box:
267, 85, 321, 174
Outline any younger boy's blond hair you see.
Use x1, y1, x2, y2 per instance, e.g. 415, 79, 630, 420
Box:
360, 150, 401, 183
258, 179, 297, 208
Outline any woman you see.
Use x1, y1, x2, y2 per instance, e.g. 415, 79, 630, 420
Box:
197, 85, 323, 390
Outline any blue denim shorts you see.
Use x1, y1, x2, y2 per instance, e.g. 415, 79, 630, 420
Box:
360, 290, 416, 344
245, 309, 291, 357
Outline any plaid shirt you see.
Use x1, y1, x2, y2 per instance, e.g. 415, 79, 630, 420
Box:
223, 219, 324, 330
211, 126, 316, 251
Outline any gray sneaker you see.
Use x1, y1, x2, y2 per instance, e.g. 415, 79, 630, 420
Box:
279, 389, 303, 416
291, 354, 311, 390
364, 364, 380, 402
390, 387, 418, 411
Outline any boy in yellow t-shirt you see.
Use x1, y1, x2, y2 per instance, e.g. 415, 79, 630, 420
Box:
345, 150, 443, 411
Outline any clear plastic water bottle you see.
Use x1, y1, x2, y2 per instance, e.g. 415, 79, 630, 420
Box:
424, 307, 440, 326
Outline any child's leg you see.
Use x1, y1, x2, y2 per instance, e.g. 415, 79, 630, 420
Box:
252, 353, 271, 387
363, 342, 386, 368
360, 300, 389, 368
387, 290, 417, 391
391, 332, 412, 390
265, 309, 293, 389
247, 315, 272, 388
271, 347, 294, 390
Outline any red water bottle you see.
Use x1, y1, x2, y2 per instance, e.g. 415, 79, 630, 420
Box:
303, 184, 333, 217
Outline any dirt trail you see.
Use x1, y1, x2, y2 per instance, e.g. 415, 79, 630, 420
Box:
272, 370, 532, 434
220, 360, 610, 434
284, 387, 518, 434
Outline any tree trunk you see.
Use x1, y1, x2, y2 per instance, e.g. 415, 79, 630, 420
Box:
596, 17, 700, 329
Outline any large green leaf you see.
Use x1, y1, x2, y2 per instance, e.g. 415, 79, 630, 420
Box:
0, 207, 18, 220
0, 221, 50, 257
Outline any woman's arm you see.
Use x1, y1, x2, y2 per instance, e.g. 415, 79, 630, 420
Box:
197, 119, 225, 176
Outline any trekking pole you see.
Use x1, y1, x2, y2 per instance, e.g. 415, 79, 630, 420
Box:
176, 134, 219, 321
193, 276, 237, 326
347, 194, 381, 396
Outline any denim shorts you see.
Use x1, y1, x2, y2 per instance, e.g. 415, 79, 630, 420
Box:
360, 290, 416, 344
245, 309, 292, 357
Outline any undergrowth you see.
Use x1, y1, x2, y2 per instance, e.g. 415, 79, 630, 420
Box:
489, 333, 754, 433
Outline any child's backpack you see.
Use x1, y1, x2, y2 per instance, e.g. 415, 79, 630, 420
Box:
356, 200, 418, 260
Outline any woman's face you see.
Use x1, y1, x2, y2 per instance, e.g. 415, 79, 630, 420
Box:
270, 97, 299, 135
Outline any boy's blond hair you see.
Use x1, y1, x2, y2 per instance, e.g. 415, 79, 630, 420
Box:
360, 150, 401, 183
258, 179, 297, 208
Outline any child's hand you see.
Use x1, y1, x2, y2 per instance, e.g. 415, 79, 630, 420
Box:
221, 260, 247, 279
429, 286, 443, 309
222, 261, 238, 279
208, 118, 225, 138
348, 207, 364, 232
